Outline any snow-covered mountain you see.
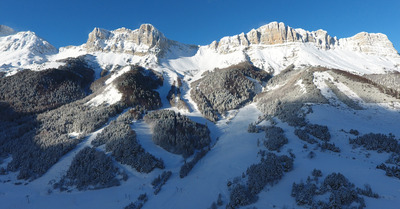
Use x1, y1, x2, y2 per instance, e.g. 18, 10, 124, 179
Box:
1, 22, 400, 209
0, 26, 58, 74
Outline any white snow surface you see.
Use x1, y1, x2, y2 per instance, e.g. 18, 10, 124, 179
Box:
86, 84, 122, 106
0, 31, 57, 75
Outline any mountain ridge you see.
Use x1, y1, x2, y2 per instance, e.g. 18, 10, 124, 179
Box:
1, 21, 399, 78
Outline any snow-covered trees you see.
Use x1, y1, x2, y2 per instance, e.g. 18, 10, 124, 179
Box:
92, 116, 164, 173
0, 56, 94, 114
167, 78, 189, 111
145, 110, 211, 157
263, 126, 288, 151
179, 148, 209, 178
227, 153, 294, 208
55, 147, 123, 191
304, 124, 331, 141
114, 66, 163, 110
152, 171, 172, 195
350, 133, 399, 153
190, 62, 271, 122
291, 171, 379, 208
124, 193, 148, 209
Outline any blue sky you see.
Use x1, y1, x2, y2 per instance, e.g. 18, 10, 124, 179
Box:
1, 0, 399, 51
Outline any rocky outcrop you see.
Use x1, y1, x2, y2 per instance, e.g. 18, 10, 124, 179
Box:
211, 22, 398, 57
86, 24, 169, 56
211, 22, 337, 53
338, 32, 398, 56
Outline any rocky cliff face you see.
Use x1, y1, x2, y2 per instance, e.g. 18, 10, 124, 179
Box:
210, 22, 398, 57
338, 32, 398, 56
210, 22, 337, 53
86, 24, 169, 56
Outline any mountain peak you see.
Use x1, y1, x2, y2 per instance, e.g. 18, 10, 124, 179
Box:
0, 25, 16, 36
85, 24, 168, 55
338, 32, 398, 56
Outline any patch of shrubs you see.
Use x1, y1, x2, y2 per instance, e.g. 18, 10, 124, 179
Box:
152, 171, 172, 195
180, 148, 209, 178
385, 153, 400, 166
295, 123, 331, 145
349, 133, 399, 153
124, 193, 148, 209
247, 123, 259, 133
294, 129, 317, 144
92, 119, 164, 173
227, 153, 293, 208
55, 147, 123, 191
349, 129, 359, 136
377, 163, 400, 179
319, 142, 341, 153
263, 126, 288, 151
291, 171, 379, 209
356, 184, 380, 198
144, 110, 211, 157
304, 124, 331, 141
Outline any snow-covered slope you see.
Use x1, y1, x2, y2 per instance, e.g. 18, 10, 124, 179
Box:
0, 28, 57, 75
163, 22, 400, 76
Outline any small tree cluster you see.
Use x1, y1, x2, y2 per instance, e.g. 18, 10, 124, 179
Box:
263, 126, 288, 151
247, 123, 259, 133
377, 163, 400, 179
349, 129, 359, 136
227, 153, 293, 208
349, 133, 399, 153
292, 171, 379, 209
145, 110, 211, 157
55, 147, 122, 191
294, 129, 317, 144
167, 79, 189, 111
152, 171, 172, 195
304, 124, 331, 141
114, 66, 163, 110
319, 142, 341, 153
180, 148, 209, 178
92, 120, 164, 173
124, 193, 148, 209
